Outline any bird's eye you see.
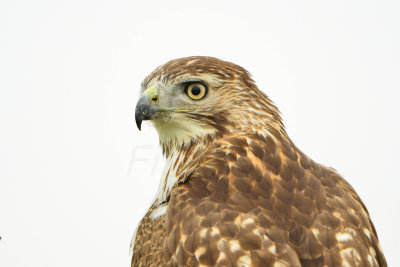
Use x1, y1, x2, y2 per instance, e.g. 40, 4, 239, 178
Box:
185, 83, 207, 100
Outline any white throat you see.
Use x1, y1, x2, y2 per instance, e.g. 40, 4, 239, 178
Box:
152, 117, 216, 153
149, 117, 216, 220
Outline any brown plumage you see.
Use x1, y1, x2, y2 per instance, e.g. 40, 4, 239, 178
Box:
132, 56, 386, 266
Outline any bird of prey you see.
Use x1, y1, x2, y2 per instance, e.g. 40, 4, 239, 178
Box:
132, 56, 386, 267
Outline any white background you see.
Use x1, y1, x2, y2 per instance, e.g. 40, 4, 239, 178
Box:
1, 1, 399, 266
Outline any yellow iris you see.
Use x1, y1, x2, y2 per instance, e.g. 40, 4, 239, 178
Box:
186, 83, 207, 100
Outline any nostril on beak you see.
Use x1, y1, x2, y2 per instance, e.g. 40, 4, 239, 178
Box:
151, 96, 158, 103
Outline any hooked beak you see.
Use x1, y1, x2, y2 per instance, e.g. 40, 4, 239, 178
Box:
135, 86, 194, 131
135, 87, 160, 131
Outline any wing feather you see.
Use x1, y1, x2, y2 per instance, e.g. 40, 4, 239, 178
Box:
159, 133, 387, 266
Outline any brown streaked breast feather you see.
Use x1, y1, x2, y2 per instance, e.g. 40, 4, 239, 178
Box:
132, 132, 387, 267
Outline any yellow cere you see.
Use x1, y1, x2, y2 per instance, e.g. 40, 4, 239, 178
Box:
144, 86, 159, 103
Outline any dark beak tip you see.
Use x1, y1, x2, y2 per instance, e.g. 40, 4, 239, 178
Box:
135, 113, 143, 131
136, 119, 142, 131
135, 94, 157, 131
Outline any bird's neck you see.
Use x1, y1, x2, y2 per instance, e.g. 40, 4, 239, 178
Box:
151, 138, 213, 208
150, 102, 288, 214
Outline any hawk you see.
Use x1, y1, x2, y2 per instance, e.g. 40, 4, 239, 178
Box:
131, 56, 386, 267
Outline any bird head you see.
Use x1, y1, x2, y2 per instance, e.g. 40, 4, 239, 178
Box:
135, 56, 284, 155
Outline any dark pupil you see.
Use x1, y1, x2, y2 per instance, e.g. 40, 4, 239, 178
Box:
191, 86, 201, 95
